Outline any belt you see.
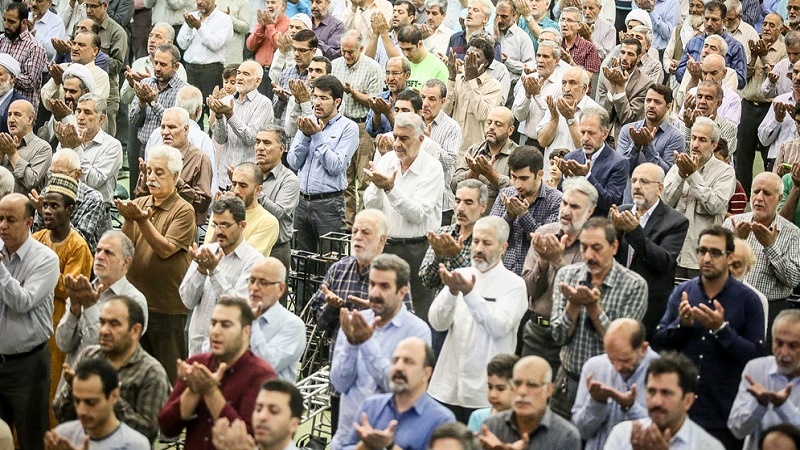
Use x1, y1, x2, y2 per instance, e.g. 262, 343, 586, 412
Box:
351, 116, 367, 123
185, 62, 223, 68
530, 312, 550, 327
387, 236, 428, 245
299, 190, 344, 201
0, 342, 47, 363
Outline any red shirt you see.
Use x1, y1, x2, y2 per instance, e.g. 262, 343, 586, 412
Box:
564, 36, 601, 74
158, 350, 276, 449
245, 14, 290, 66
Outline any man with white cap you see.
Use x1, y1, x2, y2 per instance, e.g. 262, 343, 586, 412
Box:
36, 64, 94, 146
0, 54, 28, 136
41, 31, 110, 113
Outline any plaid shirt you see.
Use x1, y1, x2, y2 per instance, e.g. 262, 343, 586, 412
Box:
419, 224, 473, 291
551, 261, 648, 374
563, 36, 601, 74
0, 31, 47, 111
331, 55, 384, 120
490, 184, 562, 275
723, 213, 800, 301
274, 64, 308, 125
129, 75, 187, 145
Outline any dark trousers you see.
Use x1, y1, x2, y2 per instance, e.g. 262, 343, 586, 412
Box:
186, 62, 224, 126
384, 239, 434, 322
293, 195, 346, 254
141, 313, 186, 385
0, 344, 50, 450
131, 8, 152, 60
128, 127, 142, 194
521, 319, 561, 376
736, 100, 771, 194
439, 401, 478, 425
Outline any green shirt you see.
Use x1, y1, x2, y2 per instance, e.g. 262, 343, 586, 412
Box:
408, 53, 449, 91
780, 173, 800, 226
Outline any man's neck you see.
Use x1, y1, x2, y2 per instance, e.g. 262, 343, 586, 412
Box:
645, 116, 665, 130
260, 161, 278, 177
459, 223, 474, 238
222, 238, 243, 256
260, 436, 294, 450
313, 12, 327, 26
50, 225, 71, 243
152, 189, 174, 206
753, 212, 777, 227
106, 344, 138, 369
158, 76, 172, 90
34, 11, 46, 22
98, 274, 123, 290
465, 25, 482, 36
201, 5, 215, 17
399, 154, 417, 174
362, 0, 375, 8
487, 138, 507, 155
90, 417, 121, 441
515, 410, 544, 435
524, 182, 541, 204
374, 305, 401, 328
423, 110, 439, 125
564, 34, 576, 47
4, 237, 26, 255
83, 127, 100, 142
590, 263, 613, 287
394, 387, 427, 413
319, 110, 338, 128
220, 346, 248, 366
701, 272, 729, 298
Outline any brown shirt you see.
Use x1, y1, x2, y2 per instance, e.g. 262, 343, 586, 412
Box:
450, 139, 518, 212
125, 191, 196, 315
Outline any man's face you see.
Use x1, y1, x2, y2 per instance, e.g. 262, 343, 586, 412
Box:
223, 74, 237, 95
98, 300, 137, 356
421, 85, 445, 121
236, 62, 261, 95
399, 41, 424, 64
484, 109, 512, 147
351, 215, 385, 265
579, 227, 617, 276
559, 11, 579, 38
789, 0, 800, 26
630, 165, 663, 211
368, 268, 407, 319
728, 242, 748, 280
389, 340, 430, 394
704, 8, 724, 35
75, 19, 94, 34
426, 5, 445, 30
579, 114, 609, 155
0, 197, 33, 249
255, 130, 284, 169
252, 390, 299, 448
647, 373, 693, 433
307, 60, 328, 84
392, 125, 423, 164
41, 192, 72, 231
788, 44, 800, 66
694, 84, 721, 118
762, 14, 782, 42
84, 0, 108, 22
558, 190, 593, 234
581, 0, 600, 24
231, 168, 261, 208
393, 100, 415, 114
510, 167, 542, 200
536, 46, 558, 78
392, 3, 414, 29
72, 375, 117, 437
561, 69, 586, 103
688, 0, 704, 16
30, 0, 51, 18
724, 8, 741, 32
617, 43, 640, 73
7, 101, 33, 138
310, 0, 330, 19
208, 304, 248, 360
773, 318, 800, 376
689, 122, 717, 165
293, 39, 315, 69
470, 225, 506, 272
311, 87, 340, 120
248, 261, 284, 314
697, 234, 731, 280
605, 334, 646, 380
0, 66, 13, 97
3, 9, 22, 38
196, 0, 216, 15
466, 46, 488, 73
160, 112, 189, 149
341, 36, 362, 66
495, 3, 516, 33
147, 26, 171, 57
75, 100, 104, 136
211, 210, 245, 253
701, 39, 725, 57
644, 89, 669, 124
629, 30, 650, 52
94, 235, 129, 282
454, 186, 485, 227
153, 49, 178, 84
750, 175, 782, 222
62, 77, 85, 108
385, 58, 409, 94
511, 363, 553, 419
465, 3, 487, 28
700, 57, 725, 84
145, 156, 177, 198
265, 0, 286, 16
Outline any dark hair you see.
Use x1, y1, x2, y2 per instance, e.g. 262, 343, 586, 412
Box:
106, 295, 146, 330
468, 34, 495, 63
423, 341, 435, 369
647, 83, 673, 105
293, 29, 318, 48
698, 225, 735, 253
508, 145, 544, 173
5, 2, 29, 20
396, 89, 422, 112
620, 37, 642, 56
697, 80, 722, 101
628, 321, 647, 349
310, 55, 332, 74
759, 424, 800, 450
397, 24, 423, 44
487, 353, 519, 379
549, 148, 569, 161
312, 75, 344, 101
75, 31, 102, 50
74, 358, 119, 398
395, 0, 416, 18
216, 296, 255, 327
646, 351, 699, 395
705, 0, 727, 17
223, 64, 239, 79
155, 43, 181, 65
430, 423, 481, 450
582, 217, 617, 244
261, 379, 304, 419
370, 253, 411, 290
714, 137, 729, 158
23, 198, 36, 219
211, 195, 247, 222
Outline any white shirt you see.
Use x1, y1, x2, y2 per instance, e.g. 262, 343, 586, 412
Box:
428, 262, 528, 408
536, 93, 600, 170
679, 85, 742, 125
363, 149, 444, 238
31, 9, 65, 62
423, 24, 454, 57
176, 8, 234, 64
626, 200, 660, 266
512, 70, 563, 140
742, 279, 769, 338
497, 24, 535, 82
604, 417, 725, 450
758, 92, 799, 159
592, 18, 616, 61
762, 57, 793, 97
58, 129, 123, 206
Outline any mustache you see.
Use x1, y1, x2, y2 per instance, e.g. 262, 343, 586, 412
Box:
147, 180, 161, 188
586, 259, 600, 267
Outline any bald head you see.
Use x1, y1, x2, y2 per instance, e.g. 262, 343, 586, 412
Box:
248, 257, 287, 314
7, 100, 34, 137
701, 54, 726, 85
514, 356, 553, 383
753, 171, 783, 195
489, 106, 514, 125
604, 318, 648, 378
605, 318, 646, 347
631, 163, 665, 211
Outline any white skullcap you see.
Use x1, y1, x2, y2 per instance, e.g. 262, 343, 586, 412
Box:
626, 9, 653, 30
0, 54, 20, 78
63, 63, 96, 92
291, 13, 313, 30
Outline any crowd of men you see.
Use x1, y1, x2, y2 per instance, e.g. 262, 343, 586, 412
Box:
3, 0, 800, 447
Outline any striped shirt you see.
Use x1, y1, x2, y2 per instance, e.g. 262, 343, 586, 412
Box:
331, 55, 384, 120
129, 75, 187, 145
774, 138, 800, 170
0, 30, 47, 111
59, 129, 124, 207
483, 409, 582, 449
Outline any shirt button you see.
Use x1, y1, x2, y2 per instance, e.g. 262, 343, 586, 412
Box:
701, 336, 706, 341
699, 354, 703, 359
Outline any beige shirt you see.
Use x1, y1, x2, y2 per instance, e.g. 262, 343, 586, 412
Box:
741, 38, 786, 102
444, 72, 504, 155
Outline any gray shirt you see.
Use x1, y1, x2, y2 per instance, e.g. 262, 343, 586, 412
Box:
1, 132, 52, 195
0, 235, 59, 354
259, 163, 300, 245
53, 421, 150, 450
483, 409, 582, 450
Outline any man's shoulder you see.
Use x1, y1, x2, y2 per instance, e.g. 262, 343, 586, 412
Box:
114, 423, 151, 449
483, 409, 513, 430
546, 409, 582, 443
612, 261, 648, 288
53, 421, 85, 444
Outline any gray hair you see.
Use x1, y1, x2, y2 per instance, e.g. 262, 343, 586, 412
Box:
469, 0, 495, 17
259, 124, 289, 147
424, 0, 447, 13
540, 27, 563, 45
692, 116, 721, 143
52, 149, 81, 170
240, 60, 264, 80
537, 40, 562, 60
724, 0, 742, 15
371, 253, 411, 289
561, 6, 584, 21
211, 195, 247, 222
394, 112, 426, 138
457, 179, 489, 205
773, 309, 800, 338
562, 176, 599, 208
100, 230, 135, 260
155, 43, 181, 65
704, 34, 728, 55
631, 25, 653, 45
355, 208, 389, 238
176, 85, 203, 121
152, 22, 175, 41
147, 144, 183, 176
388, 56, 411, 74
423, 79, 447, 98
163, 106, 190, 127
786, 30, 800, 48
474, 216, 510, 244
580, 105, 610, 130
77, 93, 107, 116
0, 166, 13, 196
342, 29, 364, 47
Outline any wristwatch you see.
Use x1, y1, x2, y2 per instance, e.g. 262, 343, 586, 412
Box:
566, 118, 576, 126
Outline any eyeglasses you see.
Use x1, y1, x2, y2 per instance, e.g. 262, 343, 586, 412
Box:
695, 247, 728, 258
212, 222, 238, 231
385, 71, 406, 77
788, 4, 800, 10
293, 46, 314, 54
630, 177, 661, 186
310, 95, 331, 102
247, 277, 283, 287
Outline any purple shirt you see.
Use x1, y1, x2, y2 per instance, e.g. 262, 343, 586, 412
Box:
313, 14, 345, 59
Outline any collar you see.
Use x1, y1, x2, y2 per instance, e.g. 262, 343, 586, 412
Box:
19, 131, 36, 147
505, 408, 553, 434
266, 162, 285, 180
631, 199, 660, 220
87, 128, 107, 146
316, 14, 334, 27
119, 345, 146, 369
33, 9, 58, 24
258, 301, 288, 324
107, 276, 133, 295
98, 15, 110, 30
432, 109, 450, 126
234, 89, 259, 102
1, 234, 34, 259
584, 143, 606, 163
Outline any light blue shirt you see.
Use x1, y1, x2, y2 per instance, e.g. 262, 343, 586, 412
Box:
728, 356, 800, 450
285, 0, 311, 17
250, 303, 307, 382
287, 112, 359, 195
572, 347, 659, 450
31, 9, 65, 62
467, 407, 492, 432
329, 306, 432, 450
633, 0, 682, 50
604, 417, 725, 450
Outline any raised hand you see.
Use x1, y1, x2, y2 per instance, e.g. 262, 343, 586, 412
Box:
363, 161, 396, 191
114, 199, 153, 222
610, 205, 640, 233
426, 231, 464, 259
678, 291, 695, 327
439, 263, 476, 295
296, 116, 323, 136
354, 413, 396, 450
